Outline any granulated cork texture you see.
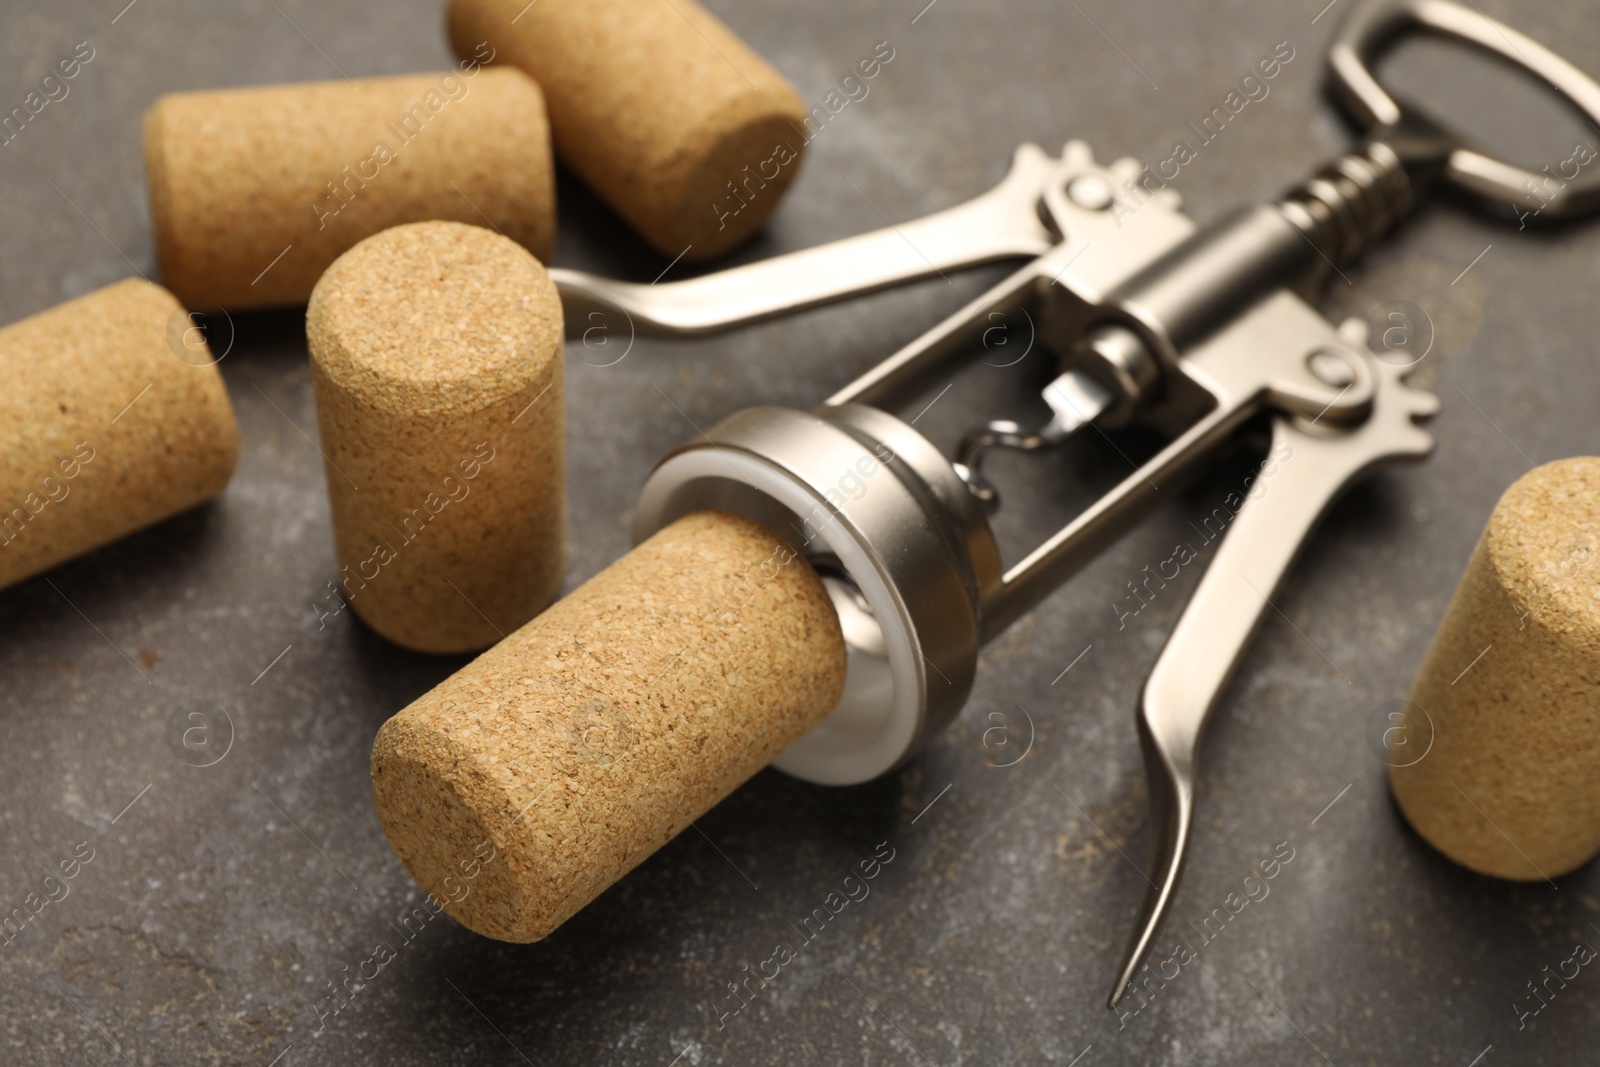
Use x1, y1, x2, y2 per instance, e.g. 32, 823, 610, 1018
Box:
307, 221, 564, 654
447, 0, 807, 260
370, 510, 847, 942
0, 278, 238, 590
1392, 457, 1600, 880
143, 68, 555, 310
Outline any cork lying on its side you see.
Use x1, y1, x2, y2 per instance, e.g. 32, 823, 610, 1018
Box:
308, 221, 564, 655
371, 510, 846, 942
0, 279, 238, 590
144, 67, 554, 310
1392, 458, 1600, 880
448, 0, 807, 261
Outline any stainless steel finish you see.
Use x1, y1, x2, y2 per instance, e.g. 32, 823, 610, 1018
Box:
1062, 324, 1160, 429
1066, 173, 1117, 210
953, 419, 1067, 511
980, 292, 1378, 640
1308, 347, 1358, 387
823, 576, 888, 659
1108, 333, 1439, 1009
826, 144, 1199, 410
825, 259, 1050, 409
952, 325, 1153, 508
1108, 205, 1328, 349
1278, 139, 1414, 265
1328, 0, 1600, 216
549, 143, 1067, 337
1041, 368, 1116, 434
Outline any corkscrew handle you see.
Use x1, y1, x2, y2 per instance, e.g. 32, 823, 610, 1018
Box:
1328, 0, 1600, 217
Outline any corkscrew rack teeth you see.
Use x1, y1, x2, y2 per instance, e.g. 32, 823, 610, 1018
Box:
557, 0, 1600, 1009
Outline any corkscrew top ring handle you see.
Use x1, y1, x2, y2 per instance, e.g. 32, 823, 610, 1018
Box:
1328, 0, 1600, 216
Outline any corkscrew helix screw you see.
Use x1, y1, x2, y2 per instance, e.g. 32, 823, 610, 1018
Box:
1281, 138, 1415, 266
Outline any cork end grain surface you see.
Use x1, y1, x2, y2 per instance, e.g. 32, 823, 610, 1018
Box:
0, 278, 238, 589
307, 220, 564, 654
143, 68, 556, 310
447, 0, 807, 259
1393, 457, 1600, 880
371, 510, 847, 942
308, 219, 561, 416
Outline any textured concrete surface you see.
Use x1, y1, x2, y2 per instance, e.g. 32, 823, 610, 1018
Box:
3, 1, 1600, 1064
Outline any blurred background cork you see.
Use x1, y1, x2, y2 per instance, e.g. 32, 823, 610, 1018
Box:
144, 67, 555, 310
0, 278, 237, 590
448, 0, 808, 260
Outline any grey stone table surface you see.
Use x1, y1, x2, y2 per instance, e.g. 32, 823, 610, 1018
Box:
3, 0, 1600, 1064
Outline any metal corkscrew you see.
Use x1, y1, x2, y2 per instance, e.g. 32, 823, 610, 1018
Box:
549, 0, 1600, 1009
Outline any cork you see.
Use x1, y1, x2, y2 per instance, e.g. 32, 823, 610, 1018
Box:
1392, 458, 1600, 880
370, 510, 846, 941
143, 67, 555, 311
447, 0, 808, 261
0, 279, 238, 589
307, 221, 563, 655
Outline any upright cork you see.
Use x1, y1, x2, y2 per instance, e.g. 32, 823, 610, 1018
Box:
1392, 458, 1600, 880
371, 510, 846, 942
143, 66, 554, 310
448, 0, 808, 261
307, 221, 563, 655
0, 279, 238, 589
